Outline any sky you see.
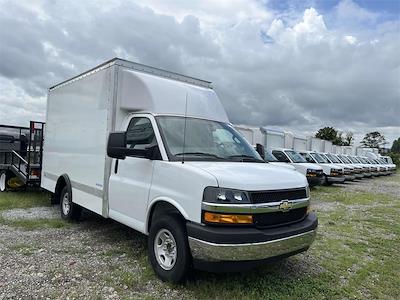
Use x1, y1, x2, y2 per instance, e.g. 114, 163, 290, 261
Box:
0, 0, 399, 147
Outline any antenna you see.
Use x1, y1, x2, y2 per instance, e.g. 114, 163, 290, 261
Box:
182, 93, 189, 164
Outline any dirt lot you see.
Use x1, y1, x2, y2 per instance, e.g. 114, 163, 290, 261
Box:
0, 173, 399, 299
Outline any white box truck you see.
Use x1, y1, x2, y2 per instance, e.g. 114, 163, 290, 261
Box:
41, 58, 317, 283
293, 135, 307, 152
284, 131, 294, 149
307, 137, 324, 152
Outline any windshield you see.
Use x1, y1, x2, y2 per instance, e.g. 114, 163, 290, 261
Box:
156, 116, 263, 162
311, 152, 329, 163
285, 150, 307, 163
338, 155, 352, 164
358, 157, 368, 164
325, 153, 341, 163
348, 156, 359, 163
264, 150, 278, 162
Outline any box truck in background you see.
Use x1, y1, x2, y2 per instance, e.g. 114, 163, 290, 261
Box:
41, 58, 317, 283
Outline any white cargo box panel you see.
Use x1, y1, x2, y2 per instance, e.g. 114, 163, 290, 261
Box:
293, 135, 307, 151
284, 132, 294, 149
323, 140, 333, 153
342, 146, 353, 155
356, 147, 374, 156
260, 127, 285, 150
41, 58, 226, 217
307, 137, 324, 152
331, 145, 338, 154
234, 125, 256, 145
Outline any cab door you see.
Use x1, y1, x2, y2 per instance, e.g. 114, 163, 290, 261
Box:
108, 115, 159, 233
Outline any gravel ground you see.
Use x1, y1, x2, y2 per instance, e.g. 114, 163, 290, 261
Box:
1, 206, 59, 220
340, 174, 400, 198
0, 173, 398, 299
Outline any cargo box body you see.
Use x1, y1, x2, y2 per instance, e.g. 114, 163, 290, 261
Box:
41, 58, 226, 217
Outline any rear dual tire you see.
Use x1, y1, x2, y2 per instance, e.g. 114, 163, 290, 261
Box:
59, 186, 82, 221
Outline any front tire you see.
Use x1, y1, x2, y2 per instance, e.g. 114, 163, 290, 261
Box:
148, 215, 191, 283
60, 186, 81, 221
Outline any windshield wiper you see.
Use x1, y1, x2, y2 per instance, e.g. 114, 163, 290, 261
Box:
228, 155, 264, 162
174, 152, 225, 159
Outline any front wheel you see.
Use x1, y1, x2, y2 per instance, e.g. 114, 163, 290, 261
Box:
59, 186, 81, 221
148, 215, 191, 283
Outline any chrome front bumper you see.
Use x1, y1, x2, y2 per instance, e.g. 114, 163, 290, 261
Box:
327, 176, 345, 183
354, 173, 364, 179
344, 174, 355, 181
188, 230, 317, 262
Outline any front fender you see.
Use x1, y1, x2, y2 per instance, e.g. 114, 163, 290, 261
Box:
145, 196, 190, 235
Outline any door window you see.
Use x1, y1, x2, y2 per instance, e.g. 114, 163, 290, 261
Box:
126, 117, 156, 151
272, 150, 290, 162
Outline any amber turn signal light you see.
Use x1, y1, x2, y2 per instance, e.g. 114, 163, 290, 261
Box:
203, 212, 253, 224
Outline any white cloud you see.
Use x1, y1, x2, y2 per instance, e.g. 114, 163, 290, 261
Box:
0, 0, 399, 146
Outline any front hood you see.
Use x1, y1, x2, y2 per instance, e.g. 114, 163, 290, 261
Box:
269, 162, 297, 170
296, 162, 323, 170
186, 162, 307, 191
325, 163, 342, 170
339, 164, 354, 169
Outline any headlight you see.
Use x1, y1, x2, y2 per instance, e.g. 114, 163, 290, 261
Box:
203, 187, 251, 204
306, 169, 319, 176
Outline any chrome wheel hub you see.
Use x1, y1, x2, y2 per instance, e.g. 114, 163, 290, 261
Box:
62, 192, 70, 215
154, 229, 177, 270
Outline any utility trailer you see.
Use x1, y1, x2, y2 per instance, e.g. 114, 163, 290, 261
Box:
0, 121, 45, 192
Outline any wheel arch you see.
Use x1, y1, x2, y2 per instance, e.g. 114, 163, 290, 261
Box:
54, 174, 72, 204
146, 198, 189, 235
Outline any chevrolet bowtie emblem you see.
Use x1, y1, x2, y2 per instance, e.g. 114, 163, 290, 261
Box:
279, 200, 292, 212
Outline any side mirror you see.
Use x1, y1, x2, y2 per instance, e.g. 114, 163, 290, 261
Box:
256, 143, 265, 160
107, 132, 127, 159
145, 144, 162, 160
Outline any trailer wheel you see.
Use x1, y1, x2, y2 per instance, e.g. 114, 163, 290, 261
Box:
0, 171, 9, 192
59, 186, 81, 221
148, 215, 191, 283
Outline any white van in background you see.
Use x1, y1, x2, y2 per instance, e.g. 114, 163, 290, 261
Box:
323, 153, 355, 181
337, 154, 364, 179
41, 58, 317, 283
298, 151, 345, 185
271, 149, 323, 186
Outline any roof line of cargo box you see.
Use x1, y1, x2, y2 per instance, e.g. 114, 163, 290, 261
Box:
49, 57, 213, 90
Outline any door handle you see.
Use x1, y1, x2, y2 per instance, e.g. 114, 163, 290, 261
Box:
114, 159, 119, 174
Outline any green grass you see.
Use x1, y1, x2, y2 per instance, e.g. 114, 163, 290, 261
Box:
1, 175, 399, 299
0, 215, 69, 230
0, 190, 68, 229
0, 190, 50, 211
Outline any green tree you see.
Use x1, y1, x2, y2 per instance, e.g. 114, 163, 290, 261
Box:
361, 131, 387, 148
391, 138, 400, 153
315, 127, 345, 145
342, 132, 354, 146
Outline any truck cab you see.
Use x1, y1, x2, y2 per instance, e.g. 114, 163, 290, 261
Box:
298, 151, 345, 185
263, 149, 298, 171
322, 153, 355, 181
271, 149, 323, 186
337, 154, 364, 179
